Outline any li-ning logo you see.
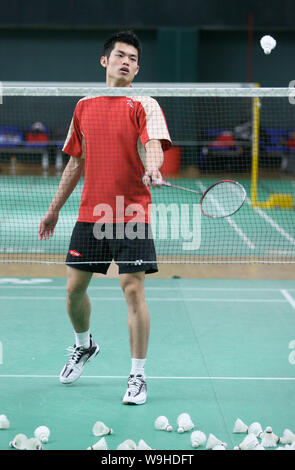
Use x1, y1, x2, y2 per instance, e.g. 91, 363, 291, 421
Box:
69, 250, 82, 257
127, 99, 134, 108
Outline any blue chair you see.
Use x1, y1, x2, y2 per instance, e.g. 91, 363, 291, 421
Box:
0, 126, 23, 147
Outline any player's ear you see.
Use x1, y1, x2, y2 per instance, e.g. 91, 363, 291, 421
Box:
134, 65, 140, 76
100, 56, 107, 69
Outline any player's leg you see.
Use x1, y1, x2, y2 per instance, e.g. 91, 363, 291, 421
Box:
60, 222, 110, 384
66, 265, 93, 335
120, 271, 150, 360
111, 222, 157, 404
120, 271, 149, 405
60, 266, 100, 384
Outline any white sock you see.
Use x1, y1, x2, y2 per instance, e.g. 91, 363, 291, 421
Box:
75, 329, 90, 349
130, 358, 146, 377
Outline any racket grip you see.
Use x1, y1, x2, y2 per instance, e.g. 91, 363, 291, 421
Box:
141, 175, 165, 185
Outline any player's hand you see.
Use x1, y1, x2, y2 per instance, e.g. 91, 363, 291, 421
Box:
142, 168, 163, 188
38, 210, 59, 240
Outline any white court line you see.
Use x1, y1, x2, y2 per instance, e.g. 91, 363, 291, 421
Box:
246, 197, 295, 247
0, 296, 289, 302
0, 285, 294, 291
0, 374, 294, 381
196, 181, 256, 250
281, 289, 295, 310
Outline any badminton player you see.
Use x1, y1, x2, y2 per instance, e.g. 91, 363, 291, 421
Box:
38, 30, 171, 405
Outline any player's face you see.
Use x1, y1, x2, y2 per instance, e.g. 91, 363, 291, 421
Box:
101, 42, 140, 86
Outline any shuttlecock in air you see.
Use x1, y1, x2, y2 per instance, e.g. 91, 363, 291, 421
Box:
235, 433, 259, 450
137, 439, 153, 450
92, 421, 113, 437
206, 433, 227, 450
0, 414, 10, 429
26, 437, 42, 450
190, 430, 207, 448
9, 433, 29, 450
117, 439, 137, 450
87, 437, 108, 450
233, 418, 248, 433
34, 425, 50, 443
177, 413, 195, 433
248, 422, 263, 438
260, 35, 276, 54
261, 426, 279, 448
279, 428, 295, 445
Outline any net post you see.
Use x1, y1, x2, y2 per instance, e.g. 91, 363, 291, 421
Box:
250, 84, 260, 207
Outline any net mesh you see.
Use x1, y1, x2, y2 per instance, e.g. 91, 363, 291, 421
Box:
0, 85, 294, 265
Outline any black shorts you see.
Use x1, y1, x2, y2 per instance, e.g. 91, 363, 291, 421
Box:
66, 222, 158, 275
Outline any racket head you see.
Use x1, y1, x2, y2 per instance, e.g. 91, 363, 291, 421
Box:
200, 179, 246, 218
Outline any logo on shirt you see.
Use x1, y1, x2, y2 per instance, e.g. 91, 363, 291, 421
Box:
69, 250, 82, 257
126, 99, 134, 108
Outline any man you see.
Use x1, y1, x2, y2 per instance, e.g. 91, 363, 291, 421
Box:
38, 30, 171, 405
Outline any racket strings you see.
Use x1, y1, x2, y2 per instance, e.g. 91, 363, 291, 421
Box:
201, 182, 246, 218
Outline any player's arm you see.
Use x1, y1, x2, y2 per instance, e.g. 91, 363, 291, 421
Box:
38, 156, 84, 240
143, 139, 164, 187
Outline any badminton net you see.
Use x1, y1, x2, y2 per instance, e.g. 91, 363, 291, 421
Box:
0, 84, 294, 265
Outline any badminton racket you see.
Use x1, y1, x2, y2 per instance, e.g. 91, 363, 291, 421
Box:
154, 178, 246, 218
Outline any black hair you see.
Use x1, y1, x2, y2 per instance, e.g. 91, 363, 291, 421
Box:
103, 30, 142, 62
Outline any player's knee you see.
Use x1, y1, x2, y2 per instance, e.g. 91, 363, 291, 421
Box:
121, 276, 144, 307
66, 279, 88, 300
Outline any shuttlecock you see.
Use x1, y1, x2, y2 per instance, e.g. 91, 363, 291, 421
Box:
260, 35, 276, 54
248, 422, 263, 438
236, 433, 259, 450
206, 433, 227, 450
34, 425, 50, 443
233, 418, 248, 433
261, 426, 279, 448
26, 437, 42, 450
212, 444, 226, 450
92, 421, 113, 437
117, 439, 137, 450
0, 415, 10, 429
253, 444, 265, 450
137, 439, 153, 450
9, 433, 28, 450
279, 428, 295, 445
87, 437, 108, 450
190, 430, 207, 448
154, 416, 173, 432
285, 442, 295, 450
177, 413, 194, 433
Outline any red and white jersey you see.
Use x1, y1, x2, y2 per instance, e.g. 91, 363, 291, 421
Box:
63, 95, 172, 223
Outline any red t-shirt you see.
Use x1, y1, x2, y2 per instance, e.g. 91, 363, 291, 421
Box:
63, 95, 172, 224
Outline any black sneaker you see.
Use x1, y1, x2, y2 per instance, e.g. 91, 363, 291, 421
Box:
122, 374, 147, 405
59, 335, 99, 384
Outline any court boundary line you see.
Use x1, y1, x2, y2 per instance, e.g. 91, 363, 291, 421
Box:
1, 285, 295, 292
0, 296, 289, 302
281, 289, 295, 310
0, 374, 295, 381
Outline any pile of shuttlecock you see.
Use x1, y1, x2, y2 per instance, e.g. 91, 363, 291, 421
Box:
8, 425, 50, 451
232, 418, 294, 450
4, 411, 295, 451
154, 413, 227, 450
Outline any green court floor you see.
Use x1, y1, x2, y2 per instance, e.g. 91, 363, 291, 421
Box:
1, 276, 295, 450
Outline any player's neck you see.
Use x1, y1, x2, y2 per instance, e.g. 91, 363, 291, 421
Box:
106, 77, 132, 88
